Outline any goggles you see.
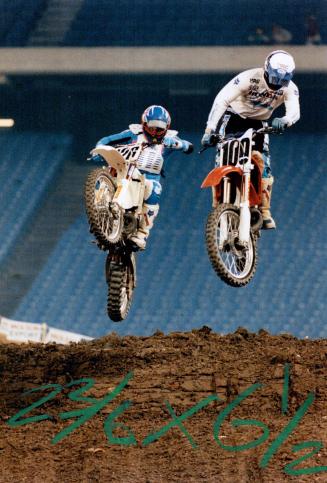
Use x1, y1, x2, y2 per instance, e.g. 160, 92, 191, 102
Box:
144, 125, 167, 137
267, 66, 293, 87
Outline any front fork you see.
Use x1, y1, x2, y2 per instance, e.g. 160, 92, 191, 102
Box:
219, 177, 231, 249
238, 172, 251, 245
219, 174, 251, 248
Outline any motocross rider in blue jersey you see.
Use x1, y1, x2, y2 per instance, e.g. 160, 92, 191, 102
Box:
92, 105, 193, 250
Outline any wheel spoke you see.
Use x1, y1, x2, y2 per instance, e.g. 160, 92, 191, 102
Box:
206, 204, 257, 287
92, 174, 122, 243
216, 209, 253, 279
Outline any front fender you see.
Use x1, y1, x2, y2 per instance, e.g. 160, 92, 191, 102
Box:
201, 165, 261, 206
201, 166, 243, 188
92, 145, 128, 178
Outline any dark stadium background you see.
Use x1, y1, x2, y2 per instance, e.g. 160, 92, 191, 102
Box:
0, 0, 326, 339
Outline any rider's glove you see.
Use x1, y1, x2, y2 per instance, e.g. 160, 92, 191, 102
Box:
163, 137, 178, 149
164, 137, 194, 153
272, 118, 288, 133
181, 140, 194, 154
89, 152, 106, 163
201, 130, 214, 147
90, 154, 104, 163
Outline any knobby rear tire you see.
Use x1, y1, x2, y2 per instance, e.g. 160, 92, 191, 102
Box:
206, 203, 258, 287
106, 255, 135, 322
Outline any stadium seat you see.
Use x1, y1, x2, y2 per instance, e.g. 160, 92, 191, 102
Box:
13, 133, 327, 340
0, 132, 71, 265
1, 0, 324, 46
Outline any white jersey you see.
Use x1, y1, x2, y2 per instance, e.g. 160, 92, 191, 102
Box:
207, 68, 300, 131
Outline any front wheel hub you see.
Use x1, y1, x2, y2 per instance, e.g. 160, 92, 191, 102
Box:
205, 203, 257, 287
233, 238, 249, 252
110, 202, 121, 219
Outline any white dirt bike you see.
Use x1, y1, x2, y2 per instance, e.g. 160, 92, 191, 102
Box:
84, 143, 147, 321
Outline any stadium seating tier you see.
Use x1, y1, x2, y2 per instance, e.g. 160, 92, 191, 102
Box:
12, 132, 327, 339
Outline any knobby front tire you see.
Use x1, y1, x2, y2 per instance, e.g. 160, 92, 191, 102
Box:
84, 167, 123, 248
206, 203, 258, 287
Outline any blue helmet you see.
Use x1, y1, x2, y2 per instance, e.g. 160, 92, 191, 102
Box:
264, 50, 295, 88
142, 105, 171, 140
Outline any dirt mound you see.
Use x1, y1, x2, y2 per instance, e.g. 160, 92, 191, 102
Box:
0, 327, 326, 482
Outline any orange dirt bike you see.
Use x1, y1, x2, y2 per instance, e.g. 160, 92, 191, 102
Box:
201, 127, 277, 287
84, 143, 149, 321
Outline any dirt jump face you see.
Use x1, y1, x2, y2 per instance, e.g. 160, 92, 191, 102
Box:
1, 327, 326, 482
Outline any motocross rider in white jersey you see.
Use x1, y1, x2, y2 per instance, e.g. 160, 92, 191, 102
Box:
201, 50, 300, 229
92, 105, 193, 250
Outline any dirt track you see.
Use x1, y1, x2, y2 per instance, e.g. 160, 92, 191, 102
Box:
0, 327, 326, 482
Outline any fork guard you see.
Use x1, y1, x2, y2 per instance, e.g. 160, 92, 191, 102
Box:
201, 166, 261, 206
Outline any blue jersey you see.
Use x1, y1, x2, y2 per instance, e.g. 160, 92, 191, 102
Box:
95, 123, 192, 176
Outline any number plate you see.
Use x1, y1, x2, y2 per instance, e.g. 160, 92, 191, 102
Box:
221, 138, 251, 167
116, 144, 142, 162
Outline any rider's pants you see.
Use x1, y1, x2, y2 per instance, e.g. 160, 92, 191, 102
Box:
143, 172, 162, 205
130, 172, 161, 248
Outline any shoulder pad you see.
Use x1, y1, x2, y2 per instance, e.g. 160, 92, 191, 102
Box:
243, 67, 262, 80
166, 129, 178, 136
129, 124, 143, 134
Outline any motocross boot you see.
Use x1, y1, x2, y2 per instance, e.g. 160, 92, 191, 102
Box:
129, 203, 160, 250
260, 176, 276, 229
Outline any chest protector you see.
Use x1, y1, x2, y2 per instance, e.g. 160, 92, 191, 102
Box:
128, 124, 178, 175
136, 144, 164, 174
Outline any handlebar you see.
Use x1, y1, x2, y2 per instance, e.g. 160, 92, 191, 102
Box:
198, 126, 280, 154
255, 126, 279, 135
199, 134, 222, 153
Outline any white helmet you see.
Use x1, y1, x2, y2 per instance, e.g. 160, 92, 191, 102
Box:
264, 50, 295, 88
